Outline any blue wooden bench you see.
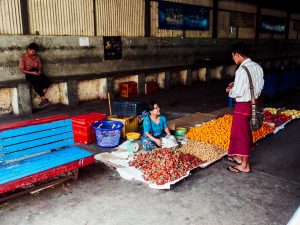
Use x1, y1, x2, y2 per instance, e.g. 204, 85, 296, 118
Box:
0, 115, 95, 201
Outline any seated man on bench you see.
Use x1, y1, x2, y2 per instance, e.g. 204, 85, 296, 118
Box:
19, 42, 51, 108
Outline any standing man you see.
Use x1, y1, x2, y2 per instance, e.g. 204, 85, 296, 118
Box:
226, 42, 264, 173
19, 42, 51, 108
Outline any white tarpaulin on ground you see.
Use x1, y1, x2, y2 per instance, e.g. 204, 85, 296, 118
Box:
273, 120, 291, 134
95, 147, 226, 190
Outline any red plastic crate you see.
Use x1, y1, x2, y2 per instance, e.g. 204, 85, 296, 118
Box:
119, 81, 137, 98
72, 124, 94, 133
146, 82, 158, 95
72, 113, 106, 127
72, 113, 106, 144
73, 130, 96, 144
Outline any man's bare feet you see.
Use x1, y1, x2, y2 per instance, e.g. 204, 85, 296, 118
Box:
227, 165, 251, 173
228, 156, 242, 164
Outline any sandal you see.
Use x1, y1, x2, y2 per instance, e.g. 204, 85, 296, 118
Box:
227, 156, 242, 164
227, 166, 251, 173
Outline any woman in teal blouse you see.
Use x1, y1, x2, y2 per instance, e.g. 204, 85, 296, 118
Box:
141, 101, 171, 151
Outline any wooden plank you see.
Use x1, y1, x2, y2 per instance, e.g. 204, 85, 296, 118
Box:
0, 132, 74, 154
27, 0, 34, 34
79, 0, 84, 35
73, 0, 78, 35
3, 0, 10, 33
1, 126, 72, 147
8, 0, 15, 34
0, 119, 72, 139
15, 0, 23, 34
150, 1, 155, 37
0, 146, 93, 185
56, 0, 63, 35
0, 114, 70, 132
155, 2, 160, 37
0, 139, 74, 164
52, 0, 58, 35
0, 155, 95, 194
65, 0, 71, 35
37, 0, 43, 35
0, 1, 4, 33
48, 0, 54, 35
70, 0, 76, 35
89, 0, 94, 36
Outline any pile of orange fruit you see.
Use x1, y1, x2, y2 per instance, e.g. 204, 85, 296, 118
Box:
185, 115, 232, 150
252, 123, 275, 142
185, 114, 275, 149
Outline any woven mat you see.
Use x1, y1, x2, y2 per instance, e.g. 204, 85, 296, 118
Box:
168, 112, 216, 129
168, 107, 233, 129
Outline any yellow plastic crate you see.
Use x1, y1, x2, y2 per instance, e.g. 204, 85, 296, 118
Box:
108, 115, 138, 138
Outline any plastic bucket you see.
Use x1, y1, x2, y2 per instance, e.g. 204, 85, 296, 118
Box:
92, 120, 124, 148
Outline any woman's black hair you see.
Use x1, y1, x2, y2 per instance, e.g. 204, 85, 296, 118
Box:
146, 101, 158, 112
27, 42, 39, 51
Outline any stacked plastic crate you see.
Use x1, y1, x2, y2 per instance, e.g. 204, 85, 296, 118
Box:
112, 100, 144, 117
119, 81, 137, 98
109, 100, 144, 138
145, 81, 159, 95
72, 113, 106, 144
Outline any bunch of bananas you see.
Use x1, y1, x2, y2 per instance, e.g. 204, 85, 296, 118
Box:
281, 109, 300, 119
264, 108, 277, 115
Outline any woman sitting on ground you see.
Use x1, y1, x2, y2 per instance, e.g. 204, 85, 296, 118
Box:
141, 101, 171, 152
19, 42, 51, 108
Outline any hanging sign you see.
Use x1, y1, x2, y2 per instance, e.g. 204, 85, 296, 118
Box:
159, 1, 209, 31
103, 36, 122, 60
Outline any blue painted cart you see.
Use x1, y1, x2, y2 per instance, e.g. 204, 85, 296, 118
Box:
0, 115, 95, 201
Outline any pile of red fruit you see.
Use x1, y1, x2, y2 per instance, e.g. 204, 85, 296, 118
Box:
130, 148, 203, 185
264, 111, 292, 127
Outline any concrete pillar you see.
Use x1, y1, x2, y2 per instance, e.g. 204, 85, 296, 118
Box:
186, 69, 192, 86
198, 68, 206, 82
157, 72, 165, 89
226, 65, 236, 77
221, 65, 227, 79
99, 78, 108, 99
106, 77, 115, 99
164, 71, 171, 89
138, 73, 146, 95
12, 83, 32, 115
213, 66, 224, 79
66, 80, 79, 106
179, 70, 187, 86
205, 66, 212, 82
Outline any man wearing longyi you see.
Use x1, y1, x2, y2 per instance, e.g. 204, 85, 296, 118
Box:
226, 43, 264, 173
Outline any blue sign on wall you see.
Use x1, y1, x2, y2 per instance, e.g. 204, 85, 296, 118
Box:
260, 16, 286, 34
159, 1, 209, 31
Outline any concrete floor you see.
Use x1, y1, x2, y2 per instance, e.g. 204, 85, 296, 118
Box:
0, 80, 300, 225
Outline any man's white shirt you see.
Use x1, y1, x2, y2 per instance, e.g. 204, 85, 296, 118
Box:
229, 58, 264, 102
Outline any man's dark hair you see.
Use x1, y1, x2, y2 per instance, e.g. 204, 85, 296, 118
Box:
231, 42, 249, 57
27, 42, 39, 51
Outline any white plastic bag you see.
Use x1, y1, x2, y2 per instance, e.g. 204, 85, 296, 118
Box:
161, 135, 178, 148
